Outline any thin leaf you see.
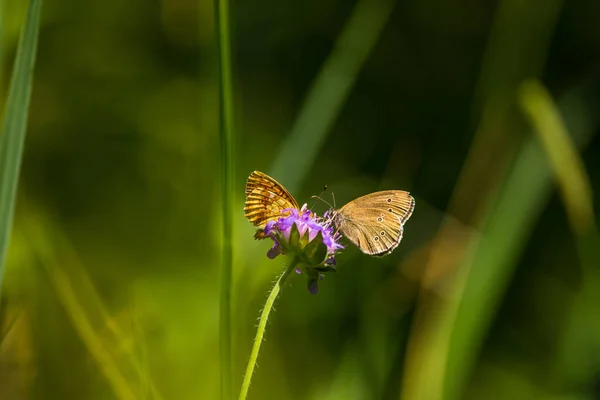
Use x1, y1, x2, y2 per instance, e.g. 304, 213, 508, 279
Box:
519, 80, 595, 235
443, 85, 596, 400
519, 79, 600, 391
0, 0, 42, 294
270, 0, 396, 193
401, 0, 564, 398
214, 0, 236, 396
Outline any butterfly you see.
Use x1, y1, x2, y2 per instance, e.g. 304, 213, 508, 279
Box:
328, 190, 415, 257
244, 171, 301, 239
244, 171, 415, 255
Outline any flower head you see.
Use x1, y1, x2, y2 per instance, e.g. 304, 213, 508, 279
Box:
262, 204, 343, 294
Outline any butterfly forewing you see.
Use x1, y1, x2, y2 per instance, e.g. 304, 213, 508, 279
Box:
334, 190, 415, 256
244, 171, 300, 236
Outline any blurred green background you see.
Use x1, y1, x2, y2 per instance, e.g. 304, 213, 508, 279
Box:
1, 0, 600, 399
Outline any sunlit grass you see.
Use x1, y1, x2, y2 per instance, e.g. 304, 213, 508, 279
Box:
519, 80, 595, 235
270, 0, 396, 193
0, 0, 5, 99
519, 79, 600, 387
214, 0, 236, 396
0, 0, 42, 297
19, 201, 141, 400
401, 0, 567, 398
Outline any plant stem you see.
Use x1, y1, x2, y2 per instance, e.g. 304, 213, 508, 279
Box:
238, 259, 299, 400
0, 0, 42, 294
213, 0, 235, 396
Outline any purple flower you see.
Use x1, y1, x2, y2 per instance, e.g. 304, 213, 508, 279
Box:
261, 204, 343, 294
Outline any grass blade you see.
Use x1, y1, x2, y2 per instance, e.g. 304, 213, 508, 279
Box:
442, 85, 596, 400
519, 80, 595, 235
402, 0, 563, 398
214, 0, 235, 396
20, 203, 141, 400
0, 0, 5, 95
0, 0, 42, 294
519, 80, 600, 388
270, 0, 396, 192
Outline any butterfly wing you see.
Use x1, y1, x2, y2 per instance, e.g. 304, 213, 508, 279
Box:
335, 190, 415, 256
244, 171, 300, 239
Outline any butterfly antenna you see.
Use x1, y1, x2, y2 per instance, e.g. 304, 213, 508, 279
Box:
320, 185, 328, 198
310, 185, 333, 210
310, 195, 333, 209
331, 192, 337, 209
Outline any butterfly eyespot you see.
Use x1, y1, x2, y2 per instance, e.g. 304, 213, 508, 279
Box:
374, 236, 379, 241
380, 231, 385, 236
386, 198, 392, 203
377, 217, 383, 222
388, 208, 393, 212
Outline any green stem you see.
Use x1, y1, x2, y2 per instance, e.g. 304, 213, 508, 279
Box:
0, 0, 42, 294
213, 0, 235, 396
238, 259, 299, 400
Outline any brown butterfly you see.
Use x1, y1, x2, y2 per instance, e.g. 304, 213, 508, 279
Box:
244, 171, 301, 239
329, 190, 415, 257
244, 171, 415, 256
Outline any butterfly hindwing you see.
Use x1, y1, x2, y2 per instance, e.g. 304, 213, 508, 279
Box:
334, 190, 414, 256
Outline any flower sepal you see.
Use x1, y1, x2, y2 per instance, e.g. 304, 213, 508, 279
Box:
298, 228, 328, 266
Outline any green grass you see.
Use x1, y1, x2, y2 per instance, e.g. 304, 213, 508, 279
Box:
400, 0, 568, 398
519, 79, 600, 389
214, 0, 236, 396
19, 201, 144, 399
443, 101, 595, 400
519, 80, 595, 236
0, 0, 42, 297
270, 0, 396, 192
0, 0, 5, 98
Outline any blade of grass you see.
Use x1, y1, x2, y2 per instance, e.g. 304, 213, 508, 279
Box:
449, 0, 564, 226
519, 80, 595, 235
401, 0, 564, 398
20, 204, 140, 400
442, 84, 596, 400
0, 0, 5, 96
0, 0, 42, 296
519, 80, 600, 388
270, 0, 396, 192
214, 0, 235, 396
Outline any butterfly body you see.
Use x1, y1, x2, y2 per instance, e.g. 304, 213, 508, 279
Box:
331, 190, 415, 257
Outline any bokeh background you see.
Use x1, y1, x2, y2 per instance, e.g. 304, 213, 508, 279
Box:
1, 0, 600, 399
